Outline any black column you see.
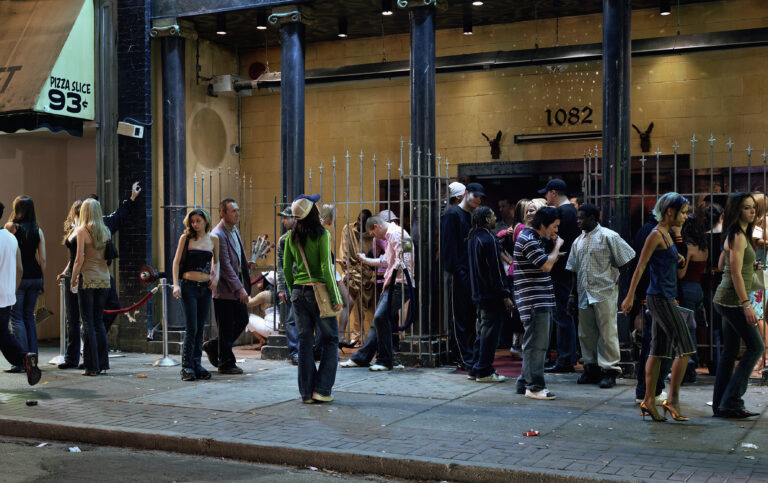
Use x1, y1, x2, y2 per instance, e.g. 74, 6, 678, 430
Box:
280, 21, 305, 204
602, 0, 632, 240
409, 7, 437, 333
161, 35, 187, 327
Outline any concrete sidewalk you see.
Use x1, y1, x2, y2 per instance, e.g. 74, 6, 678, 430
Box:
0, 348, 766, 482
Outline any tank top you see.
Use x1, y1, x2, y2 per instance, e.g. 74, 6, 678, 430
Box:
682, 260, 707, 283
714, 241, 755, 307
15, 223, 42, 279
65, 235, 77, 277
81, 239, 110, 289
646, 230, 678, 299
182, 249, 212, 274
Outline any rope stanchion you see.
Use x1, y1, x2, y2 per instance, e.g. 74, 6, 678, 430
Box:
103, 286, 158, 315
49, 280, 67, 365
153, 278, 179, 367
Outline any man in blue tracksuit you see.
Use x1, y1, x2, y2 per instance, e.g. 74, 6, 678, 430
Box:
467, 206, 514, 382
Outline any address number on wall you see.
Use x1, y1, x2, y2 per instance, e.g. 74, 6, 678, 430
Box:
545, 106, 593, 126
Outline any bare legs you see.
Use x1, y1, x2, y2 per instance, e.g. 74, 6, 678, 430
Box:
643, 354, 690, 419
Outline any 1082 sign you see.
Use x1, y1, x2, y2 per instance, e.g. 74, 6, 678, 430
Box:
545, 106, 593, 126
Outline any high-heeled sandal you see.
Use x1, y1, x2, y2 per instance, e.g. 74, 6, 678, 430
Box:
662, 400, 690, 421
640, 401, 667, 422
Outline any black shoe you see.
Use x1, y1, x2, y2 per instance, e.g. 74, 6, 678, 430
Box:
218, 365, 244, 375
5, 365, 24, 373
24, 353, 41, 386
545, 364, 575, 374
58, 362, 77, 370
202, 340, 219, 368
599, 375, 617, 388
77, 363, 85, 370
181, 368, 196, 381
81, 370, 100, 376
577, 364, 602, 384
195, 368, 212, 380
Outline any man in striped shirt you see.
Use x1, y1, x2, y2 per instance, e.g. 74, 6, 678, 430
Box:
513, 207, 563, 400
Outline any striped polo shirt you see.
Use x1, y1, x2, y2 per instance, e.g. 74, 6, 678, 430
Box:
513, 227, 556, 322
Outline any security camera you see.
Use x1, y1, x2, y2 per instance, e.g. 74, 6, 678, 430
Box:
230, 144, 241, 155
117, 121, 144, 138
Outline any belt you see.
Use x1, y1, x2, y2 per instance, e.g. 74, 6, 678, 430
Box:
181, 279, 210, 287
293, 285, 315, 291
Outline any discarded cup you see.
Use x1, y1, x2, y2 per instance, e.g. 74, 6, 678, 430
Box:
522, 430, 540, 437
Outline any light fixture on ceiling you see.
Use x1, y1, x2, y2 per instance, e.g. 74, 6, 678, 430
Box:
338, 17, 348, 38
382, 0, 393, 16
216, 14, 227, 35
660, 0, 672, 15
472, 1, 484, 5
463, 13, 472, 35
256, 11, 267, 30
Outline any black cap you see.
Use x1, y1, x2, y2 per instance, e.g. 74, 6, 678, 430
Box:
538, 178, 567, 195
465, 182, 485, 197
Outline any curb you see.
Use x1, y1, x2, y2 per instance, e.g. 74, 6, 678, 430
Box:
0, 417, 621, 483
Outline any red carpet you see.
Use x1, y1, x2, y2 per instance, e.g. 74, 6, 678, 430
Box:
452, 350, 522, 378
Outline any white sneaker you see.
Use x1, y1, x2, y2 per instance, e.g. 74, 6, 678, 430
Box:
525, 388, 556, 400
340, 359, 362, 368
635, 391, 668, 405
476, 373, 507, 382
369, 364, 392, 372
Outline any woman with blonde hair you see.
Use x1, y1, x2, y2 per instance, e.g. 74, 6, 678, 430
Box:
320, 204, 355, 348
70, 198, 111, 376
4, 196, 46, 373
172, 208, 220, 381
56, 199, 84, 369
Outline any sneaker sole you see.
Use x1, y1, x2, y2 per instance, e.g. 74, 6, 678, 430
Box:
25, 354, 41, 386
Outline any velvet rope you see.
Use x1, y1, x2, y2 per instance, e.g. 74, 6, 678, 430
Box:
103, 286, 158, 315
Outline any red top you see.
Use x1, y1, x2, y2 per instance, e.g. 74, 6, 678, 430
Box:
682, 260, 707, 283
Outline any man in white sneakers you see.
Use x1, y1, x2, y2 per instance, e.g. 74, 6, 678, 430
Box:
0, 201, 41, 386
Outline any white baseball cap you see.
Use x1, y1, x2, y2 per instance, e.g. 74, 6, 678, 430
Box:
378, 209, 399, 221
449, 182, 466, 199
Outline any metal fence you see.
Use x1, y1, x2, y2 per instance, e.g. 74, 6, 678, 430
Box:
192, 167, 255, 243
584, 135, 768, 378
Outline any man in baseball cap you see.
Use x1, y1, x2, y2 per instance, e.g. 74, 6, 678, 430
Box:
378, 209, 399, 222
448, 182, 466, 206
277, 204, 299, 364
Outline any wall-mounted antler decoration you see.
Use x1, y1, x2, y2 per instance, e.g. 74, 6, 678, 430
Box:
482, 131, 502, 159
632, 122, 654, 153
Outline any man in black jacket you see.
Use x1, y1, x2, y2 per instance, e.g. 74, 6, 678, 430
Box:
467, 207, 514, 382
540, 179, 581, 373
440, 182, 484, 370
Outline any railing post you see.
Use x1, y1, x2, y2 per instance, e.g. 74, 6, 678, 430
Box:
49, 280, 67, 365
153, 278, 179, 367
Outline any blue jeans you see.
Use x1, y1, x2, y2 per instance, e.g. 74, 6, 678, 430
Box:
180, 280, 212, 370
280, 298, 298, 358
713, 304, 766, 412
0, 306, 26, 367
291, 285, 339, 399
78, 287, 108, 372
63, 276, 81, 365
10, 278, 42, 356
471, 303, 505, 378
552, 275, 577, 367
518, 308, 552, 392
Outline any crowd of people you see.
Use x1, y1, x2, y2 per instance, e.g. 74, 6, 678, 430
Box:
0, 179, 765, 419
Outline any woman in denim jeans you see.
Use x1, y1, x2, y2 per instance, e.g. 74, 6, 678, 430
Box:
712, 192, 765, 418
284, 195, 343, 404
4, 196, 46, 373
172, 208, 219, 381
70, 199, 111, 376
56, 200, 84, 369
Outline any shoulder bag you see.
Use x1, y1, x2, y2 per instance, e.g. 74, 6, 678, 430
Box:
295, 238, 341, 318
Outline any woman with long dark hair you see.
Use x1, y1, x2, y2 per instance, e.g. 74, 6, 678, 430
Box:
70, 199, 111, 376
712, 192, 765, 418
622, 192, 696, 422
284, 196, 343, 403
172, 208, 220, 381
56, 199, 84, 369
677, 216, 709, 383
4, 196, 46, 373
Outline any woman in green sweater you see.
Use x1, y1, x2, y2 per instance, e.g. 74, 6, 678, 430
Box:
284, 195, 343, 404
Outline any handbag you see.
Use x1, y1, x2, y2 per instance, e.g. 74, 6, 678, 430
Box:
752, 269, 766, 292
295, 238, 341, 318
34, 289, 54, 325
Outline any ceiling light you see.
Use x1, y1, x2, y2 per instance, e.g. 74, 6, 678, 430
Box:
660, 0, 671, 15
382, 0, 394, 16
338, 17, 348, 38
256, 11, 267, 30
216, 14, 227, 35
463, 13, 472, 35
472, 1, 484, 5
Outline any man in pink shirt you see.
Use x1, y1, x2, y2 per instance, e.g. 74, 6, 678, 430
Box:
339, 214, 413, 371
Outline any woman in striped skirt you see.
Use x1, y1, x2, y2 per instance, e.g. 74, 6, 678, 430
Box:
622, 193, 696, 422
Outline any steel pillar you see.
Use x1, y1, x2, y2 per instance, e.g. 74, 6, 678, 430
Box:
280, 20, 305, 203
602, 0, 632, 240
409, 7, 437, 333
161, 35, 187, 327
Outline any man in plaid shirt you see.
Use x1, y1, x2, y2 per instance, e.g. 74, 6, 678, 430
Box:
566, 204, 635, 389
